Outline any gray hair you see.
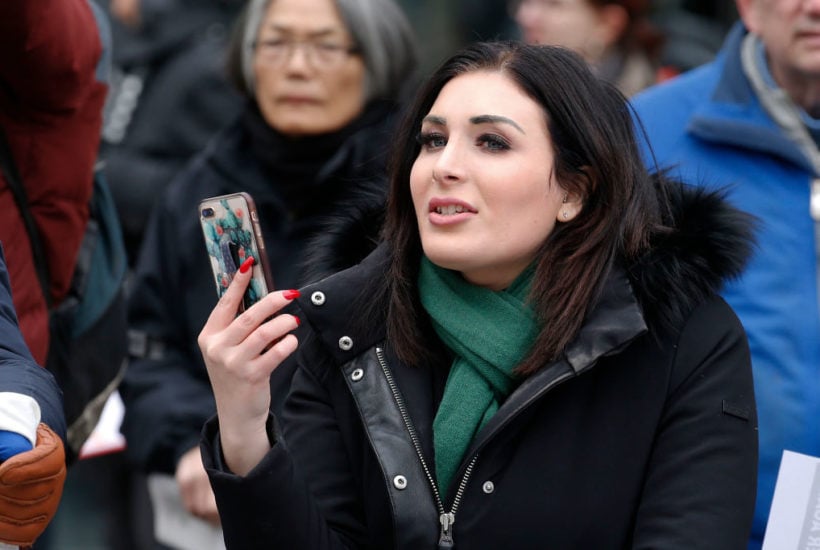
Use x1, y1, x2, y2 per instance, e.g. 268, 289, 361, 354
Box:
234, 0, 418, 102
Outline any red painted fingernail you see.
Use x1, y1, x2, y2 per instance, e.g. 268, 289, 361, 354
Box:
294, 316, 301, 326
283, 289, 300, 300
239, 256, 255, 273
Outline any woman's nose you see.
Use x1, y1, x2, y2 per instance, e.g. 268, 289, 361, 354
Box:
284, 43, 313, 74
431, 141, 467, 184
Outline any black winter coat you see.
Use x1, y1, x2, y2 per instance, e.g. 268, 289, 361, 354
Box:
121, 101, 395, 473
203, 185, 759, 549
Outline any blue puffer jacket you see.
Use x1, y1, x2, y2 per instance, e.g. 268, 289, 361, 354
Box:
631, 22, 820, 550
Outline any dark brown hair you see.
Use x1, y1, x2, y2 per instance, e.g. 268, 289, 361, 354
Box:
381, 41, 668, 376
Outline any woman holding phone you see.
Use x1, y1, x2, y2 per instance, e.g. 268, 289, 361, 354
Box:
198, 41, 758, 548
120, 0, 417, 529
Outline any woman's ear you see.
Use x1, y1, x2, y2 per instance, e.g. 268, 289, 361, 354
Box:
557, 189, 584, 223
556, 167, 590, 223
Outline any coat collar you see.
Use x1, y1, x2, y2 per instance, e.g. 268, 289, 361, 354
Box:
460, 263, 647, 462
295, 243, 390, 363
687, 22, 813, 172
565, 266, 646, 374
296, 244, 647, 377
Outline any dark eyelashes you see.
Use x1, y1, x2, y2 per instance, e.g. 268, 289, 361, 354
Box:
416, 131, 438, 142
479, 134, 510, 150
416, 131, 445, 148
415, 131, 511, 151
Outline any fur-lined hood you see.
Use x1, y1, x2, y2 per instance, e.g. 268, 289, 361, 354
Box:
628, 182, 755, 333
298, 177, 386, 285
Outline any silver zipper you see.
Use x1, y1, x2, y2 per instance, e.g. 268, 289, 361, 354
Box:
375, 347, 575, 548
375, 347, 478, 549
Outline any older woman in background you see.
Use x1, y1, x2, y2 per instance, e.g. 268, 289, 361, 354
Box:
120, 0, 417, 529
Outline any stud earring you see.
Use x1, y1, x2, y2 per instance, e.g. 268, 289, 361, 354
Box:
562, 194, 568, 204
563, 211, 569, 220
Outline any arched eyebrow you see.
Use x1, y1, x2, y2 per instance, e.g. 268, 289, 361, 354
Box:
421, 114, 526, 134
421, 115, 446, 126
470, 115, 525, 134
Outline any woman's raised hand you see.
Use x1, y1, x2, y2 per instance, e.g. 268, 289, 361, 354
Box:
197, 257, 300, 475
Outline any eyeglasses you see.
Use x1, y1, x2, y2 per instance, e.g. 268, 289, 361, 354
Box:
254, 38, 360, 68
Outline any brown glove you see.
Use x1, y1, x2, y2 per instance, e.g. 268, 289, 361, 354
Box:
0, 423, 66, 547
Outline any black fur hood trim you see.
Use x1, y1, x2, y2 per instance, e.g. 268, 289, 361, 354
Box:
628, 182, 756, 333
298, 175, 387, 285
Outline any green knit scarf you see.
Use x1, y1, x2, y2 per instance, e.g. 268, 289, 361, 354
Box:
418, 256, 539, 498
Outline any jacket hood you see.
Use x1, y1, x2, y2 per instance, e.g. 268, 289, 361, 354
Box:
296, 179, 756, 364
628, 180, 756, 333
298, 180, 386, 284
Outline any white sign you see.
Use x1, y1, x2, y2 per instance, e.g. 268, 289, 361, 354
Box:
148, 473, 226, 550
762, 450, 820, 550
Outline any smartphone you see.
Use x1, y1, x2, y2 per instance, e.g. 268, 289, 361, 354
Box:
199, 192, 274, 312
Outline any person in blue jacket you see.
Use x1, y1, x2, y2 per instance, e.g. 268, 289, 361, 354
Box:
631, 0, 820, 547
0, 244, 67, 547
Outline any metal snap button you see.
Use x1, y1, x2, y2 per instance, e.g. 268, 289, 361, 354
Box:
310, 291, 326, 306
482, 481, 494, 494
338, 335, 353, 351
393, 475, 407, 490
351, 368, 364, 382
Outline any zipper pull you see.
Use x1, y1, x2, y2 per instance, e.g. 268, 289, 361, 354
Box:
438, 512, 455, 549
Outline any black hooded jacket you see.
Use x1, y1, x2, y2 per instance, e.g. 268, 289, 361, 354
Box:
121, 100, 396, 473
203, 183, 759, 549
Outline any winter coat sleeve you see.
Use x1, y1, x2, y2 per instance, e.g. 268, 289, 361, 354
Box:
0, 247, 66, 445
202, 334, 370, 550
119, 195, 217, 474
632, 296, 757, 549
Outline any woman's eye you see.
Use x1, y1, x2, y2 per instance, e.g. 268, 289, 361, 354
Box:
478, 134, 510, 151
417, 132, 447, 150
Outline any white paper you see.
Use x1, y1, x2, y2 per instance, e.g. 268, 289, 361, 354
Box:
762, 450, 820, 550
78, 391, 126, 459
147, 473, 226, 550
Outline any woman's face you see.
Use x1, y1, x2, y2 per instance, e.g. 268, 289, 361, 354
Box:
253, 0, 367, 136
410, 71, 580, 291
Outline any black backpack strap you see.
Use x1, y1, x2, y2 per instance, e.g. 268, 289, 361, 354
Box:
0, 127, 53, 308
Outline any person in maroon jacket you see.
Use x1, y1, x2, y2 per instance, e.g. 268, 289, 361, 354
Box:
0, 0, 108, 365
